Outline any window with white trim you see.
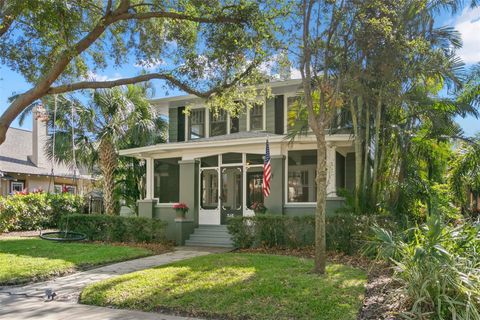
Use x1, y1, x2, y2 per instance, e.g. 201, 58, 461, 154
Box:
287, 150, 317, 202
189, 109, 205, 140
210, 110, 227, 137
10, 181, 24, 193
154, 158, 180, 203
249, 103, 264, 131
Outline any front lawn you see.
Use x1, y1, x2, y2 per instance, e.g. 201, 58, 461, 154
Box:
81, 253, 367, 320
0, 238, 152, 285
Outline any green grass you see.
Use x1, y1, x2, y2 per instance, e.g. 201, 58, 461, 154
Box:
81, 253, 367, 320
0, 238, 152, 285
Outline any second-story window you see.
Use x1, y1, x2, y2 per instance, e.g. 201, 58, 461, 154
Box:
250, 103, 263, 131
210, 110, 227, 137
189, 109, 205, 140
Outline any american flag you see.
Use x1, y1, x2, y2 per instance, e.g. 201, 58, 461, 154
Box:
263, 139, 271, 198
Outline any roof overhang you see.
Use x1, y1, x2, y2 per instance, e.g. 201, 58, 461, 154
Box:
119, 133, 353, 159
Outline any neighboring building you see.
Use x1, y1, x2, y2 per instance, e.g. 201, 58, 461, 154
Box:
119, 79, 356, 246
0, 107, 92, 196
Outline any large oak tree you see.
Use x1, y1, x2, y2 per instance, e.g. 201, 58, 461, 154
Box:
0, 0, 279, 144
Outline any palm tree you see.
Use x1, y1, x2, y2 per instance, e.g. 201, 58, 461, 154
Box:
41, 84, 164, 215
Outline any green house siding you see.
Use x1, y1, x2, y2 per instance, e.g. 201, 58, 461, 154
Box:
283, 199, 345, 217
168, 107, 178, 143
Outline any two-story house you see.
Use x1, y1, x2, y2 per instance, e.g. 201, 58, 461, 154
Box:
119, 79, 356, 246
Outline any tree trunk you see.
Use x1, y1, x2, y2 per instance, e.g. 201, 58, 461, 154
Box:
350, 97, 363, 211
99, 137, 118, 215
314, 131, 328, 274
371, 92, 382, 203
362, 102, 370, 200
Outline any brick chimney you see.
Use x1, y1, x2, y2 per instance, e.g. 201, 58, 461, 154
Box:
31, 106, 49, 168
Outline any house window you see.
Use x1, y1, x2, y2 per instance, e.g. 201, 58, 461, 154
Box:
249, 104, 264, 131
247, 167, 263, 208
230, 116, 239, 133
189, 109, 205, 140
201, 169, 218, 210
210, 110, 227, 137
54, 184, 76, 194
154, 158, 180, 203
10, 181, 24, 193
288, 150, 317, 202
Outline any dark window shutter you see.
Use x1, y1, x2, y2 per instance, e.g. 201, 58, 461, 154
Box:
274, 95, 284, 134
177, 106, 185, 142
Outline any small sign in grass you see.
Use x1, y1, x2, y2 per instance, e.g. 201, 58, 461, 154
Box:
81, 253, 367, 320
0, 238, 152, 285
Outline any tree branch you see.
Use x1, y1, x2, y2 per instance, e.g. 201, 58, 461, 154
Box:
114, 11, 247, 24
47, 63, 258, 98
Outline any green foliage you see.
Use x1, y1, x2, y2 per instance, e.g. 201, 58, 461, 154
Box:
0, 193, 84, 232
0, 238, 151, 285
81, 253, 367, 320
370, 217, 480, 319
59, 214, 167, 243
227, 214, 393, 254
449, 140, 480, 212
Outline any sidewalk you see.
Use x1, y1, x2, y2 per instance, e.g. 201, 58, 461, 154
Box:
0, 247, 228, 319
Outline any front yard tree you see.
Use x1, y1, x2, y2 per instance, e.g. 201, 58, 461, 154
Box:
298, 0, 349, 274
0, 0, 276, 145
41, 85, 162, 215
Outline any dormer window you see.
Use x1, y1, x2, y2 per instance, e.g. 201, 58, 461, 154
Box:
249, 103, 264, 131
210, 110, 227, 137
189, 109, 205, 140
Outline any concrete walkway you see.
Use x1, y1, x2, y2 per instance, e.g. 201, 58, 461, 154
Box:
0, 247, 228, 319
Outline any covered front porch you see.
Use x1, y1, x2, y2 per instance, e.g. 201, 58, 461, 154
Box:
119, 133, 355, 244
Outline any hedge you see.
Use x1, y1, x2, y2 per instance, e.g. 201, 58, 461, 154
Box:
59, 214, 167, 243
0, 193, 84, 232
227, 214, 393, 254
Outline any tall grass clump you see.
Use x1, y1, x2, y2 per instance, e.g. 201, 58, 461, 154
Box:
368, 216, 480, 319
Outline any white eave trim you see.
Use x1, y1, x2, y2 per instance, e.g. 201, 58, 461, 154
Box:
149, 79, 303, 105
119, 133, 353, 157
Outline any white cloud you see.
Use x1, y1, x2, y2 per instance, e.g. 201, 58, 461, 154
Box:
290, 67, 301, 79
454, 7, 480, 64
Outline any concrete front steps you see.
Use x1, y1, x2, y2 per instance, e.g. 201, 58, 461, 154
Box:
185, 225, 234, 248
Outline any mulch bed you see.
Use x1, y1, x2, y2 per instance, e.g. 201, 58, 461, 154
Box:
237, 246, 404, 320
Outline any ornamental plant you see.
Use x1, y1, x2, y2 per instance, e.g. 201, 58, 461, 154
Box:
173, 203, 189, 219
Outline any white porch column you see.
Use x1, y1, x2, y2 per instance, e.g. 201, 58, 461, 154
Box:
326, 143, 337, 197
145, 157, 154, 199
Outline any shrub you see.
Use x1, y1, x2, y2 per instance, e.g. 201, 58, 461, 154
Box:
59, 214, 167, 243
227, 214, 392, 254
370, 216, 480, 319
0, 193, 84, 232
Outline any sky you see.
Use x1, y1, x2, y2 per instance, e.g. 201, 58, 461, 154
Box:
0, 6, 479, 136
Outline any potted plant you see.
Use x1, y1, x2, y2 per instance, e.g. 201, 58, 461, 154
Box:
173, 202, 189, 220
250, 202, 267, 214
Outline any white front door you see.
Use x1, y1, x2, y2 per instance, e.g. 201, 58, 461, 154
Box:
199, 168, 220, 225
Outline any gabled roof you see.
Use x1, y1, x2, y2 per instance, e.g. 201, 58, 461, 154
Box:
0, 127, 90, 179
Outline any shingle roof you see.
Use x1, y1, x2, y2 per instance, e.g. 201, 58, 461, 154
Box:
0, 128, 90, 179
